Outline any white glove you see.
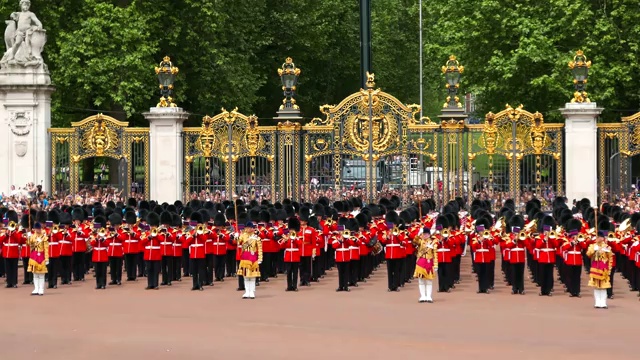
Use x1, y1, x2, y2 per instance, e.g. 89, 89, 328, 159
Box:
433, 267, 438, 271
258, 261, 262, 265
593, 245, 600, 251
45, 261, 49, 265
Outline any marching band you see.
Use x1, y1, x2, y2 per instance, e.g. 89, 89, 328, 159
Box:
0, 195, 633, 309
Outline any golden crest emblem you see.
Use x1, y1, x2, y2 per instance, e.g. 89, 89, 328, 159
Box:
345, 100, 397, 153
82, 116, 118, 157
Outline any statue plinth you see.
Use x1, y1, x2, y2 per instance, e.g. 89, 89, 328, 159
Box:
437, 107, 468, 123
0, 62, 50, 86
274, 107, 303, 122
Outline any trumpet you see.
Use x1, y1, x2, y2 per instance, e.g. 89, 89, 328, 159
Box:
52, 224, 60, 234
518, 232, 528, 241
288, 230, 298, 238
97, 227, 108, 239
548, 230, 557, 239
524, 219, 537, 232
149, 227, 159, 238
7, 221, 17, 232
325, 218, 335, 227
391, 226, 400, 236
481, 229, 492, 239
441, 228, 450, 238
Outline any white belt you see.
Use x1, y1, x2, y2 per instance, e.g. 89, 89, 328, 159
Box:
145, 246, 161, 250
190, 244, 204, 247
511, 248, 525, 252
124, 240, 138, 243
160, 242, 172, 245
59, 240, 72, 244
539, 248, 554, 252
335, 248, 349, 252
475, 249, 489, 252
4, 243, 19, 246
213, 242, 226, 246
49, 242, 59, 245
110, 243, 122, 246
285, 249, 299, 252
386, 244, 401, 247
437, 248, 451, 252
349, 246, 359, 250
567, 251, 581, 255
172, 244, 182, 247
94, 247, 107, 250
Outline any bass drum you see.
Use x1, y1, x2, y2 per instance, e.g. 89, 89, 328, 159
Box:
85, 239, 93, 253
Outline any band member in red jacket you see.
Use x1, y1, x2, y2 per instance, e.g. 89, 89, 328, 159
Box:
159, 211, 175, 286
20, 213, 33, 285
46, 213, 62, 289
171, 214, 184, 282
332, 226, 352, 292
1, 210, 23, 288
258, 211, 277, 282
281, 217, 302, 292
535, 216, 558, 296
471, 220, 496, 294
381, 211, 404, 292
562, 218, 587, 298
107, 213, 125, 286
186, 212, 206, 291
57, 212, 74, 285
506, 215, 526, 295
435, 216, 455, 293
90, 216, 110, 289
141, 212, 162, 290
211, 213, 229, 282
71, 208, 89, 282
299, 209, 318, 287
122, 211, 139, 281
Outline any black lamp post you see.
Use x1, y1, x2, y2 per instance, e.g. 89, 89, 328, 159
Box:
277, 57, 301, 110
568, 50, 591, 103
441, 55, 464, 109
155, 56, 179, 107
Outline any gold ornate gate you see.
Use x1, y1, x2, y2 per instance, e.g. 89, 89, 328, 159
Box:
48, 114, 150, 199
183, 108, 277, 202
467, 105, 563, 209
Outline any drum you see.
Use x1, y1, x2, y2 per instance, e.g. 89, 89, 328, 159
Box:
85, 239, 93, 253
372, 241, 383, 255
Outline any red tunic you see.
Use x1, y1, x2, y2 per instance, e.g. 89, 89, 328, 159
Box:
108, 232, 125, 258
471, 238, 493, 263
71, 226, 90, 253
300, 226, 318, 257
332, 235, 351, 262
91, 237, 110, 263
48, 231, 63, 258
211, 228, 229, 256
562, 241, 585, 266
281, 237, 302, 262
506, 235, 527, 264
1, 231, 24, 259
141, 235, 162, 261
187, 233, 207, 259
159, 232, 175, 257
534, 238, 557, 264
381, 233, 405, 260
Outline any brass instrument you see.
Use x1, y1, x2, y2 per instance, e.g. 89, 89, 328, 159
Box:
524, 219, 537, 232
441, 228, 450, 238
391, 226, 400, 236
289, 230, 298, 238
481, 229, 492, 239
494, 216, 505, 232
548, 230, 557, 239
150, 227, 159, 238
196, 224, 207, 235
52, 224, 60, 234
7, 221, 17, 232
619, 218, 631, 233
518, 232, 528, 241
325, 218, 335, 227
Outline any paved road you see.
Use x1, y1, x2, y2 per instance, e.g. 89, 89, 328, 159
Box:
1, 256, 637, 360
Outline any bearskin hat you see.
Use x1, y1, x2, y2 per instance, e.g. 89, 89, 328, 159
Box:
214, 213, 226, 227
313, 204, 325, 218
47, 210, 60, 225
385, 211, 399, 225
160, 211, 173, 226
146, 212, 160, 227
94, 215, 107, 228
108, 213, 123, 226
6, 210, 18, 223
288, 217, 301, 232
124, 212, 137, 225
191, 211, 203, 225
435, 215, 449, 230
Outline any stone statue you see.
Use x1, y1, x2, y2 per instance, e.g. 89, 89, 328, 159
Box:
1, 0, 46, 68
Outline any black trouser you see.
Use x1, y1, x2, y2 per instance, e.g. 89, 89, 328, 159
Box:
300, 256, 312, 285
191, 258, 206, 289
539, 263, 554, 295
276, 250, 285, 273
47, 257, 60, 287
438, 262, 451, 291
182, 251, 191, 276
504, 261, 512, 285
350, 259, 360, 285
213, 254, 226, 280
109, 257, 123, 283
386, 258, 401, 290
476, 262, 490, 293
511, 262, 525, 293
0, 256, 4, 277
60, 256, 72, 284
137, 253, 146, 276
225, 250, 236, 276
285, 262, 299, 290
94, 262, 108, 288
22, 256, 32, 283
124, 254, 137, 280
313, 254, 322, 281
172, 256, 182, 281
259, 252, 272, 281
85, 252, 93, 271
488, 260, 495, 288
607, 268, 616, 297
582, 252, 591, 275
327, 247, 335, 269
453, 255, 461, 282
205, 254, 214, 284
567, 265, 581, 296
146, 260, 161, 288
72, 252, 85, 280
556, 255, 564, 283
359, 255, 368, 280
317, 249, 326, 276
236, 261, 245, 290
4, 258, 18, 287
337, 262, 349, 290
161, 256, 173, 285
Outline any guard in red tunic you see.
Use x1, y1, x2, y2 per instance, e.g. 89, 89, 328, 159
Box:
535, 216, 558, 296
258, 211, 277, 282
107, 213, 125, 286
1, 210, 23, 288
224, 206, 238, 278
281, 217, 302, 292
171, 214, 184, 282
20, 212, 34, 285
211, 213, 229, 282
435, 216, 454, 293
562, 218, 586, 297
90, 216, 110, 289
186, 212, 206, 291
471, 221, 495, 294
46, 212, 62, 289
506, 215, 526, 294
122, 211, 139, 281
58, 212, 74, 285
299, 209, 318, 287
159, 211, 175, 286
141, 212, 162, 290
71, 208, 89, 282
332, 226, 352, 291
381, 211, 403, 292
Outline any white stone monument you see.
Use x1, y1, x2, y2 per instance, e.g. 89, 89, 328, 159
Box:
0, 0, 54, 195
561, 102, 603, 206
144, 107, 189, 203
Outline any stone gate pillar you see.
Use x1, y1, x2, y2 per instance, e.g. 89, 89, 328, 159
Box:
144, 107, 189, 203
561, 102, 603, 206
0, 2, 54, 195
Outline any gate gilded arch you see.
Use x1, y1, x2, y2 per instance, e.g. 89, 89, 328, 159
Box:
48, 114, 150, 199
